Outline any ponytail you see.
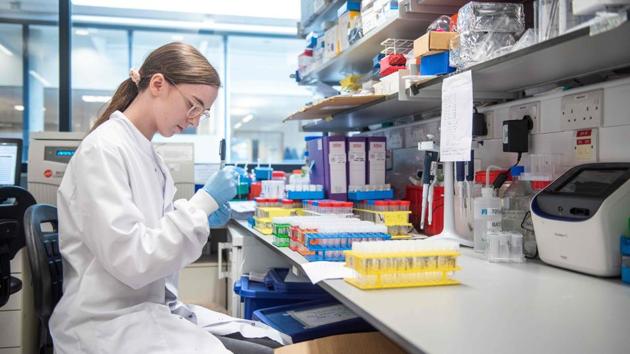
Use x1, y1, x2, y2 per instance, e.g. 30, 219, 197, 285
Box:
90, 78, 139, 133
88, 42, 220, 134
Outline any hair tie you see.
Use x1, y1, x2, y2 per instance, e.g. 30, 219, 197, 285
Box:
129, 68, 141, 86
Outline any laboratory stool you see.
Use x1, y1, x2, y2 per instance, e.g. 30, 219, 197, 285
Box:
24, 204, 62, 354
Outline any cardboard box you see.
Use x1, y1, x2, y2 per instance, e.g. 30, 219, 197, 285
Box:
323, 24, 339, 60
347, 137, 367, 186
275, 332, 406, 354
413, 31, 457, 58
337, 11, 360, 52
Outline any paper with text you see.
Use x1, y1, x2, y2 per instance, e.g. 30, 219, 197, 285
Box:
440, 71, 473, 162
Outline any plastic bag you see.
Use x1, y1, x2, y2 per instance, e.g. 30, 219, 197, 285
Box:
427, 15, 452, 32
449, 31, 516, 69
510, 29, 538, 53
457, 2, 525, 33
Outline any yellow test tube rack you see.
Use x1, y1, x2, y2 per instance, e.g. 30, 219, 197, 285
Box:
354, 209, 413, 238
344, 249, 461, 290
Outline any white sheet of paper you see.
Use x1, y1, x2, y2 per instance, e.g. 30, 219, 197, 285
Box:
300, 261, 354, 284
228, 201, 256, 213
439, 70, 473, 162
288, 304, 358, 329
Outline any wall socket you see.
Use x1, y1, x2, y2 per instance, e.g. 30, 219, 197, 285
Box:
561, 89, 603, 130
474, 110, 495, 140
509, 101, 540, 133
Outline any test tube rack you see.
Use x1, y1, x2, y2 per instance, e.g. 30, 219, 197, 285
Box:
344, 241, 462, 290
254, 207, 300, 235
353, 209, 413, 239
303, 233, 392, 262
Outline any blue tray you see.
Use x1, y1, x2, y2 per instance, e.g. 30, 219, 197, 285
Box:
252, 299, 373, 343
347, 190, 394, 201
287, 191, 325, 200
234, 276, 330, 320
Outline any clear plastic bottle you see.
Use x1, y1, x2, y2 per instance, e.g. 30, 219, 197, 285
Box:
473, 187, 502, 253
501, 166, 535, 257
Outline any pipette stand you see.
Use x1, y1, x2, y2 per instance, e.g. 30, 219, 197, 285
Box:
433, 161, 474, 247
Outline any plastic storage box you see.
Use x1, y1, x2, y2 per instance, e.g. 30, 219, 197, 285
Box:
233, 271, 331, 320
252, 299, 373, 343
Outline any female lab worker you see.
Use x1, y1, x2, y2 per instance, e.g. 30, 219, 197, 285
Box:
50, 43, 285, 354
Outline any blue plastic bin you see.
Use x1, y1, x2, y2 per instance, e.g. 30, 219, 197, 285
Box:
263, 268, 329, 295
252, 299, 373, 343
234, 274, 331, 320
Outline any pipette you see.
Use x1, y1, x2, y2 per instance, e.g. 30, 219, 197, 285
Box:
420, 151, 438, 229
427, 160, 438, 226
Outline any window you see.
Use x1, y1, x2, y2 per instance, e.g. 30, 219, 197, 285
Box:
72, 27, 129, 132
30, 25, 60, 133
227, 36, 315, 164
0, 24, 24, 140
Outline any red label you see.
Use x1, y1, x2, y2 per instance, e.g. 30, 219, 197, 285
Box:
577, 139, 591, 145
44, 169, 53, 178
576, 129, 592, 137
352, 143, 362, 148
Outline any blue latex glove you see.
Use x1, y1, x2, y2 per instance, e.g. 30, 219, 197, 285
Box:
208, 203, 231, 228
202, 166, 239, 206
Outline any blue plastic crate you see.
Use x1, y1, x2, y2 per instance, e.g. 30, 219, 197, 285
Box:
252, 299, 373, 343
347, 190, 394, 201
233, 276, 330, 320
287, 191, 325, 200
263, 268, 329, 294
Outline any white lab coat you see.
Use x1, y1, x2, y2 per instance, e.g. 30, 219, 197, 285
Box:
50, 111, 285, 353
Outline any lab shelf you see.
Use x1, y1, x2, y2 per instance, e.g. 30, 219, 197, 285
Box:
299, 13, 630, 132
284, 95, 386, 121
300, 6, 443, 85
299, 0, 344, 38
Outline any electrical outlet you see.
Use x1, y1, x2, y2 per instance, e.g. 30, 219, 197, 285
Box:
561, 89, 603, 130
509, 101, 540, 133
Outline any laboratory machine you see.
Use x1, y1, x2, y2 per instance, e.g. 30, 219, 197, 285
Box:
531, 163, 630, 276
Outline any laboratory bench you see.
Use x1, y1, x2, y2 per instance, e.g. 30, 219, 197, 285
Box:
230, 219, 630, 354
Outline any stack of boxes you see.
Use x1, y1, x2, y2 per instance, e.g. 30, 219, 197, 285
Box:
413, 30, 458, 76
306, 136, 388, 201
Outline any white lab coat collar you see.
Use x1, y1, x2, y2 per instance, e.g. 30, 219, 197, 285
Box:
109, 110, 154, 160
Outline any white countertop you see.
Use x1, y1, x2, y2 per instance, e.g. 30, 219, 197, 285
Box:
231, 219, 630, 354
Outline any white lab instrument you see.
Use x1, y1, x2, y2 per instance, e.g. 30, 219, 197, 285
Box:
532, 163, 630, 276
153, 142, 195, 201
27, 132, 84, 205
50, 112, 279, 354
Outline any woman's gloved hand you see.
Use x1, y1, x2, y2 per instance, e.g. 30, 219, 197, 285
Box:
208, 203, 231, 228
202, 166, 239, 206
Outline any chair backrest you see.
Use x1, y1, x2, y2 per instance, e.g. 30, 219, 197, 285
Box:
0, 186, 36, 307
24, 204, 62, 320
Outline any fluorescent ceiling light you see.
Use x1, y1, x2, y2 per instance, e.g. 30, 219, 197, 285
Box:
242, 114, 254, 123
234, 122, 243, 129
0, 43, 14, 56
75, 29, 90, 36
72, 15, 297, 36
82, 95, 112, 103
14, 105, 24, 112
72, 0, 299, 20
29, 70, 51, 87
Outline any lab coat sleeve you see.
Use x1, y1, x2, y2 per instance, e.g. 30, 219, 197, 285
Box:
74, 143, 217, 290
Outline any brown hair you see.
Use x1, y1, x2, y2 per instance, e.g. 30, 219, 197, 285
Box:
90, 42, 221, 132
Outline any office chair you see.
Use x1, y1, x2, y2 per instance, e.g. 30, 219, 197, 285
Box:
0, 186, 36, 307
24, 204, 62, 354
